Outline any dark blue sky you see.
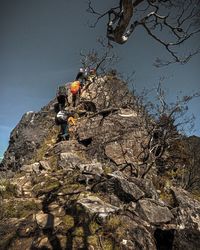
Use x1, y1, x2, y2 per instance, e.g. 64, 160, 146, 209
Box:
0, 0, 200, 156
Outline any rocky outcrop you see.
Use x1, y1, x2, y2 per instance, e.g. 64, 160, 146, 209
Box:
1, 99, 57, 171
0, 75, 200, 250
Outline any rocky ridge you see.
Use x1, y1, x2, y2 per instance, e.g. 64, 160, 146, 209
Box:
0, 75, 200, 249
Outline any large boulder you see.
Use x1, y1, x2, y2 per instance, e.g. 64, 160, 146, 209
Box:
58, 152, 84, 170
171, 187, 200, 229
136, 199, 174, 224
81, 75, 135, 110
77, 195, 119, 220
108, 172, 145, 202
128, 177, 159, 200
93, 171, 145, 203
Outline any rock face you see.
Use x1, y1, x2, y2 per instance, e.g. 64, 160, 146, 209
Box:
1, 99, 57, 171
0, 75, 200, 250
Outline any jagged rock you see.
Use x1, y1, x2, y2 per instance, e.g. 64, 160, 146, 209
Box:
171, 187, 200, 229
77, 195, 119, 220
79, 162, 103, 175
77, 116, 102, 141
77, 162, 104, 185
77, 104, 147, 162
1, 75, 200, 250
108, 172, 145, 202
92, 171, 144, 202
136, 199, 174, 224
173, 228, 200, 250
52, 140, 86, 154
81, 76, 135, 110
129, 177, 159, 200
105, 141, 125, 165
126, 226, 156, 250
105, 136, 145, 165
114, 215, 156, 250
21, 162, 40, 174
58, 152, 83, 169
1, 99, 56, 170
39, 160, 51, 170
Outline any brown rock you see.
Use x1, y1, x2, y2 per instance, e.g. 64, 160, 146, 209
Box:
35, 211, 62, 229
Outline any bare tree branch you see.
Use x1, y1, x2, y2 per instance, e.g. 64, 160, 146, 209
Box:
87, 0, 200, 65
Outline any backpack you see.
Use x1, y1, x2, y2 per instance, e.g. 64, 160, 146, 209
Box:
56, 111, 68, 123
57, 85, 67, 97
70, 81, 81, 95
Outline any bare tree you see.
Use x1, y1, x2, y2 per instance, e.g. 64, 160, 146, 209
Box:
87, 0, 200, 66
77, 49, 200, 180
136, 82, 200, 178
79, 38, 119, 74
174, 136, 200, 192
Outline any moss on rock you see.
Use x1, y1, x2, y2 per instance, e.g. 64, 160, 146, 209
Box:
0, 199, 39, 220
32, 178, 60, 196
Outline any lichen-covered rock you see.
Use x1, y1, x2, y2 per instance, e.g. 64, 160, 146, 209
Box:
77, 195, 119, 220
58, 152, 84, 170
173, 228, 200, 250
21, 162, 40, 174
92, 171, 145, 202
79, 162, 103, 175
171, 187, 200, 229
108, 172, 145, 202
129, 177, 159, 200
105, 132, 146, 165
77, 162, 104, 185
39, 160, 51, 171
137, 199, 174, 224
81, 76, 135, 110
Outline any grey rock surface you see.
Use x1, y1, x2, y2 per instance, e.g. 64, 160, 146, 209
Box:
137, 199, 174, 224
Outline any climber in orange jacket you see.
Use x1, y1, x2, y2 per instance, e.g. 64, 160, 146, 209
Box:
70, 81, 81, 107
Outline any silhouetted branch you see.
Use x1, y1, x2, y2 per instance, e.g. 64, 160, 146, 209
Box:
87, 0, 200, 65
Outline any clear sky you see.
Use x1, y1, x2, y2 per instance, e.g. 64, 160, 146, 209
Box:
0, 0, 200, 156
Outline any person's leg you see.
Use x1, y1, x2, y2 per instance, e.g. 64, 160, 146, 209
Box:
76, 90, 80, 106
72, 94, 76, 107
60, 122, 69, 140
57, 95, 66, 110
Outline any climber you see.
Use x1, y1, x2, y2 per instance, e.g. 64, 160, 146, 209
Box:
75, 67, 89, 87
75, 67, 97, 86
70, 80, 81, 107
55, 109, 74, 141
56, 84, 69, 111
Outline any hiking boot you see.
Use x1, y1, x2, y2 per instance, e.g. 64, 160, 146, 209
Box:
62, 134, 69, 141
